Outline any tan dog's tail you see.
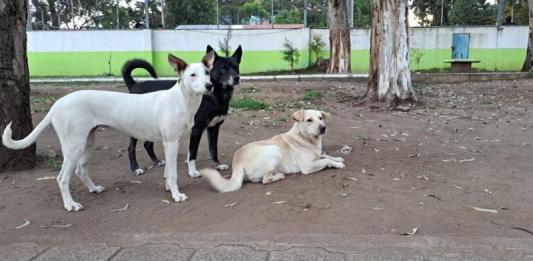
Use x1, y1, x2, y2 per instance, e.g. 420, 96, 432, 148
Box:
2, 112, 52, 150
200, 165, 245, 193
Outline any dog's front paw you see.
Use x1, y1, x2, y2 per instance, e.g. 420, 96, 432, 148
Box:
172, 193, 188, 202
215, 164, 229, 171
333, 162, 346, 169
89, 186, 106, 193
157, 160, 165, 166
332, 157, 345, 163
64, 201, 84, 212
133, 168, 145, 175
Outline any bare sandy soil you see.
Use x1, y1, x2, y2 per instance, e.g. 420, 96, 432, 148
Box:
1, 79, 532, 245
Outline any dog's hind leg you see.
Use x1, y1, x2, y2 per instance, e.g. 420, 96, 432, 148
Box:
57, 142, 84, 211
75, 130, 105, 194
163, 140, 188, 202
128, 137, 144, 175
144, 141, 165, 167
187, 126, 204, 178
207, 124, 229, 171
261, 170, 285, 184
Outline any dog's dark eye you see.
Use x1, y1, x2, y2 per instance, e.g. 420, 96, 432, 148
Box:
319, 117, 323, 120
191, 73, 196, 77
205, 70, 209, 75
306, 119, 312, 122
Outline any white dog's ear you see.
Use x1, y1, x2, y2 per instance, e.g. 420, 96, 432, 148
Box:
202, 51, 215, 70
321, 111, 330, 118
291, 110, 304, 122
168, 54, 188, 73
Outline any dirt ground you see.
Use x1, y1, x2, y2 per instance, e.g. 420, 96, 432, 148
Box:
1, 79, 532, 245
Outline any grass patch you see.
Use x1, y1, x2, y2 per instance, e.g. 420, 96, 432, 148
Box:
303, 90, 321, 101
230, 97, 268, 110
240, 86, 259, 93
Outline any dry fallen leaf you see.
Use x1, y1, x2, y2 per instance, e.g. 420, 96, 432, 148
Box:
471, 206, 498, 214
344, 177, 358, 182
111, 204, 129, 212
272, 201, 286, 204
224, 202, 237, 208
391, 227, 418, 236
458, 158, 476, 163
130, 180, 142, 184
340, 145, 352, 154
416, 175, 430, 181
452, 184, 465, 191
40, 224, 73, 229
15, 219, 30, 230
36, 176, 55, 181
161, 199, 170, 204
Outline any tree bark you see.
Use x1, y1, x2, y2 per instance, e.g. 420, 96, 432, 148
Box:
365, 0, 416, 108
327, 0, 351, 73
522, 0, 533, 72
0, 0, 36, 172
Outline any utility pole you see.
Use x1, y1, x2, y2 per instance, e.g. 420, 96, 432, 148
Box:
26, 0, 32, 31
71, 0, 75, 29
144, 0, 150, 29
347, 0, 353, 28
303, 0, 308, 27
497, 0, 507, 27
440, 0, 444, 26
161, 0, 165, 28
116, 0, 119, 29
271, 0, 274, 25
216, 0, 219, 29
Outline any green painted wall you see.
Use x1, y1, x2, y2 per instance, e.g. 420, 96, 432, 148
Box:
28, 48, 525, 77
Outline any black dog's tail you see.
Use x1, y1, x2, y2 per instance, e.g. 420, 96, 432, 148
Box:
121, 59, 158, 90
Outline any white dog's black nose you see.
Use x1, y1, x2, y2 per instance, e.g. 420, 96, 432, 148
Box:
205, 83, 213, 91
319, 125, 326, 134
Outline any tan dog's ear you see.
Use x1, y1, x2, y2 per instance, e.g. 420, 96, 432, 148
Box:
321, 111, 330, 118
291, 110, 304, 122
168, 54, 188, 73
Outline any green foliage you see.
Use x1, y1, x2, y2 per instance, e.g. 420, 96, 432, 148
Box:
230, 97, 268, 110
219, 26, 233, 56
411, 0, 497, 26
239, 0, 269, 23
448, 0, 496, 26
353, 0, 372, 27
275, 9, 302, 24
281, 38, 300, 71
165, 0, 216, 27
303, 90, 322, 100
410, 49, 426, 71
504, 0, 529, 25
308, 34, 325, 64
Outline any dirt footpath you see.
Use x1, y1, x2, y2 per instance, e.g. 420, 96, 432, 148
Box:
0, 79, 532, 245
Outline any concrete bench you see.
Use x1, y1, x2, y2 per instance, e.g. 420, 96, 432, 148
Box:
444, 59, 481, 72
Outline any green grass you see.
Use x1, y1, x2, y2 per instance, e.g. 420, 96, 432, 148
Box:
303, 90, 322, 100
230, 97, 268, 110
240, 86, 260, 93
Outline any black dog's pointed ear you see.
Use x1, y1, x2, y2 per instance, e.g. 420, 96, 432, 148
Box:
206, 45, 219, 57
232, 45, 242, 64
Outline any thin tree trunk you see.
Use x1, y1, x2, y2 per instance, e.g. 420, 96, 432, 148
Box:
47, 0, 60, 29
365, 0, 416, 108
0, 0, 36, 172
327, 0, 351, 73
522, 0, 533, 72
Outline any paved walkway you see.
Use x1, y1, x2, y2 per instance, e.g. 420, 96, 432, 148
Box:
3, 234, 533, 260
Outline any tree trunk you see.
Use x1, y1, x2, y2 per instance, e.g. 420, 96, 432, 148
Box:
47, 0, 60, 29
327, 0, 351, 73
365, 0, 416, 108
522, 0, 533, 72
0, 0, 36, 172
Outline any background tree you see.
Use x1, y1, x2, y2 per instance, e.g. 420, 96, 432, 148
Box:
364, 0, 415, 108
239, 0, 269, 24
308, 34, 326, 64
0, 0, 36, 171
353, 0, 372, 27
522, 0, 533, 71
411, 0, 451, 26
449, 0, 496, 26
164, 0, 216, 27
275, 9, 302, 24
327, 0, 351, 73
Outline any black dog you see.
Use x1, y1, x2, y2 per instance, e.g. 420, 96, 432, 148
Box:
121, 45, 242, 176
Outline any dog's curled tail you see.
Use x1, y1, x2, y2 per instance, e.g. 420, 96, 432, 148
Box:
200, 165, 245, 193
2, 113, 52, 150
121, 59, 158, 90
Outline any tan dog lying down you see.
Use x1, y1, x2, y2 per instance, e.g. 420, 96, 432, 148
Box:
201, 109, 345, 192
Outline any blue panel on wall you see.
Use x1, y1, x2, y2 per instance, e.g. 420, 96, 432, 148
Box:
452, 33, 470, 59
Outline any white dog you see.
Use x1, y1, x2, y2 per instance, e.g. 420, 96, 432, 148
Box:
201, 109, 345, 192
2, 52, 215, 211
